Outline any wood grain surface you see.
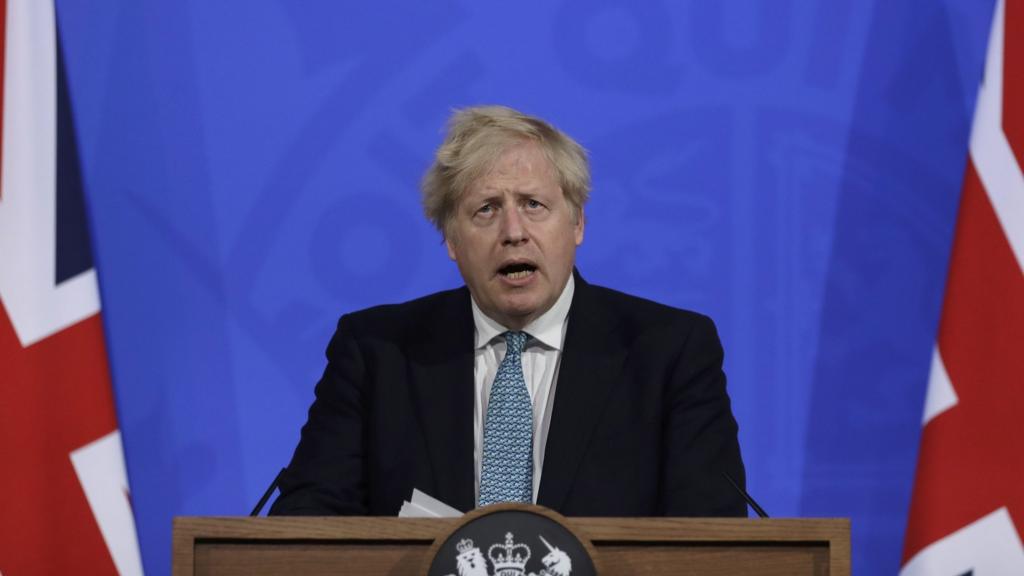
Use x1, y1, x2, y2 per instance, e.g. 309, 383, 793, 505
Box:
173, 516, 850, 576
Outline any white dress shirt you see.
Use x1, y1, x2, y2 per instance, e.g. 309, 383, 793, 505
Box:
471, 275, 574, 504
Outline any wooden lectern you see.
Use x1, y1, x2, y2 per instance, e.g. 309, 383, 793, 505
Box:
173, 515, 849, 575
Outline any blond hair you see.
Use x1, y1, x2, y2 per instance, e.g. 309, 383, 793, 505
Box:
421, 105, 590, 237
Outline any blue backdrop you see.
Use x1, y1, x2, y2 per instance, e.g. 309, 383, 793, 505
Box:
55, 1, 996, 574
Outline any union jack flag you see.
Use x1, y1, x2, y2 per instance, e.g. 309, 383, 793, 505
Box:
0, 1, 142, 573
901, 0, 1024, 573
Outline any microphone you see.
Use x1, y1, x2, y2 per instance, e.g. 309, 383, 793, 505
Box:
722, 472, 769, 518
250, 467, 287, 516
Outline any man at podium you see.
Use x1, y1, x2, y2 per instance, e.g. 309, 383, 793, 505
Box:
270, 106, 746, 517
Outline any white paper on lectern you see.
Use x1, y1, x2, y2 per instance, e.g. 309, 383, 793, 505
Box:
397, 488, 463, 518
398, 500, 437, 518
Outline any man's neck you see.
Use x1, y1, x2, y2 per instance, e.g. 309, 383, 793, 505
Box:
471, 275, 575, 349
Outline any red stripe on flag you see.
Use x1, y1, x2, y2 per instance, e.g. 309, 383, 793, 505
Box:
0, 303, 120, 575
902, 159, 1024, 562
1005, 0, 1024, 167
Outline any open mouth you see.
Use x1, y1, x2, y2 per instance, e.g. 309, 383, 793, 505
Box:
498, 262, 537, 280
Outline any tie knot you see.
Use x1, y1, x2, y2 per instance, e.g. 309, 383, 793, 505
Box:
504, 331, 528, 355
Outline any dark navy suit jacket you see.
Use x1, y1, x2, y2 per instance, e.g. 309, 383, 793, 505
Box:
270, 271, 746, 517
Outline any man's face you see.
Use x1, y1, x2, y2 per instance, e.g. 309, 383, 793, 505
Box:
446, 141, 584, 330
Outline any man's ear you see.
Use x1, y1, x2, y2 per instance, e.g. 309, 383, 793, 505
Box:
574, 207, 585, 246
445, 235, 457, 261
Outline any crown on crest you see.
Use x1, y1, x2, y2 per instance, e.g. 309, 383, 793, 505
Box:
456, 538, 476, 554
488, 532, 531, 575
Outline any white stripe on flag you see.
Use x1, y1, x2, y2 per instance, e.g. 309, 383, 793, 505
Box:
921, 348, 957, 426
900, 508, 1024, 576
70, 431, 144, 576
0, 0, 100, 348
969, 0, 1024, 274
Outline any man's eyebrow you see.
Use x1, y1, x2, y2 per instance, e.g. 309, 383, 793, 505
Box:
461, 192, 502, 209
464, 184, 548, 204
508, 186, 544, 197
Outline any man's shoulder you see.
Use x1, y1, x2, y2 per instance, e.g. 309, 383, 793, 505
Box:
334, 285, 471, 339
569, 279, 724, 372
576, 279, 718, 344
582, 281, 711, 325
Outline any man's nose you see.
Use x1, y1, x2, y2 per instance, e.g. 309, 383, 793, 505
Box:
500, 207, 527, 245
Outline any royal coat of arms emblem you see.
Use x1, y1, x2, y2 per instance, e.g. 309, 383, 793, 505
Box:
445, 532, 572, 576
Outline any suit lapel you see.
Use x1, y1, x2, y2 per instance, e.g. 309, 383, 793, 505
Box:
408, 288, 476, 513
537, 273, 626, 511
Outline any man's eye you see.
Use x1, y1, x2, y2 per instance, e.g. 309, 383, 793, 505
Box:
526, 199, 544, 210
477, 204, 493, 214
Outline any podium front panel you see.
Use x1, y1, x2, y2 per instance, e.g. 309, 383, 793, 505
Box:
174, 516, 849, 576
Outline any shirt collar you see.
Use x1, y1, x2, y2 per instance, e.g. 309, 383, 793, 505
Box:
471, 274, 575, 351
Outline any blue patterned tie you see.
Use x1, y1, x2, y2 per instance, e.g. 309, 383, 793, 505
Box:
479, 331, 532, 506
